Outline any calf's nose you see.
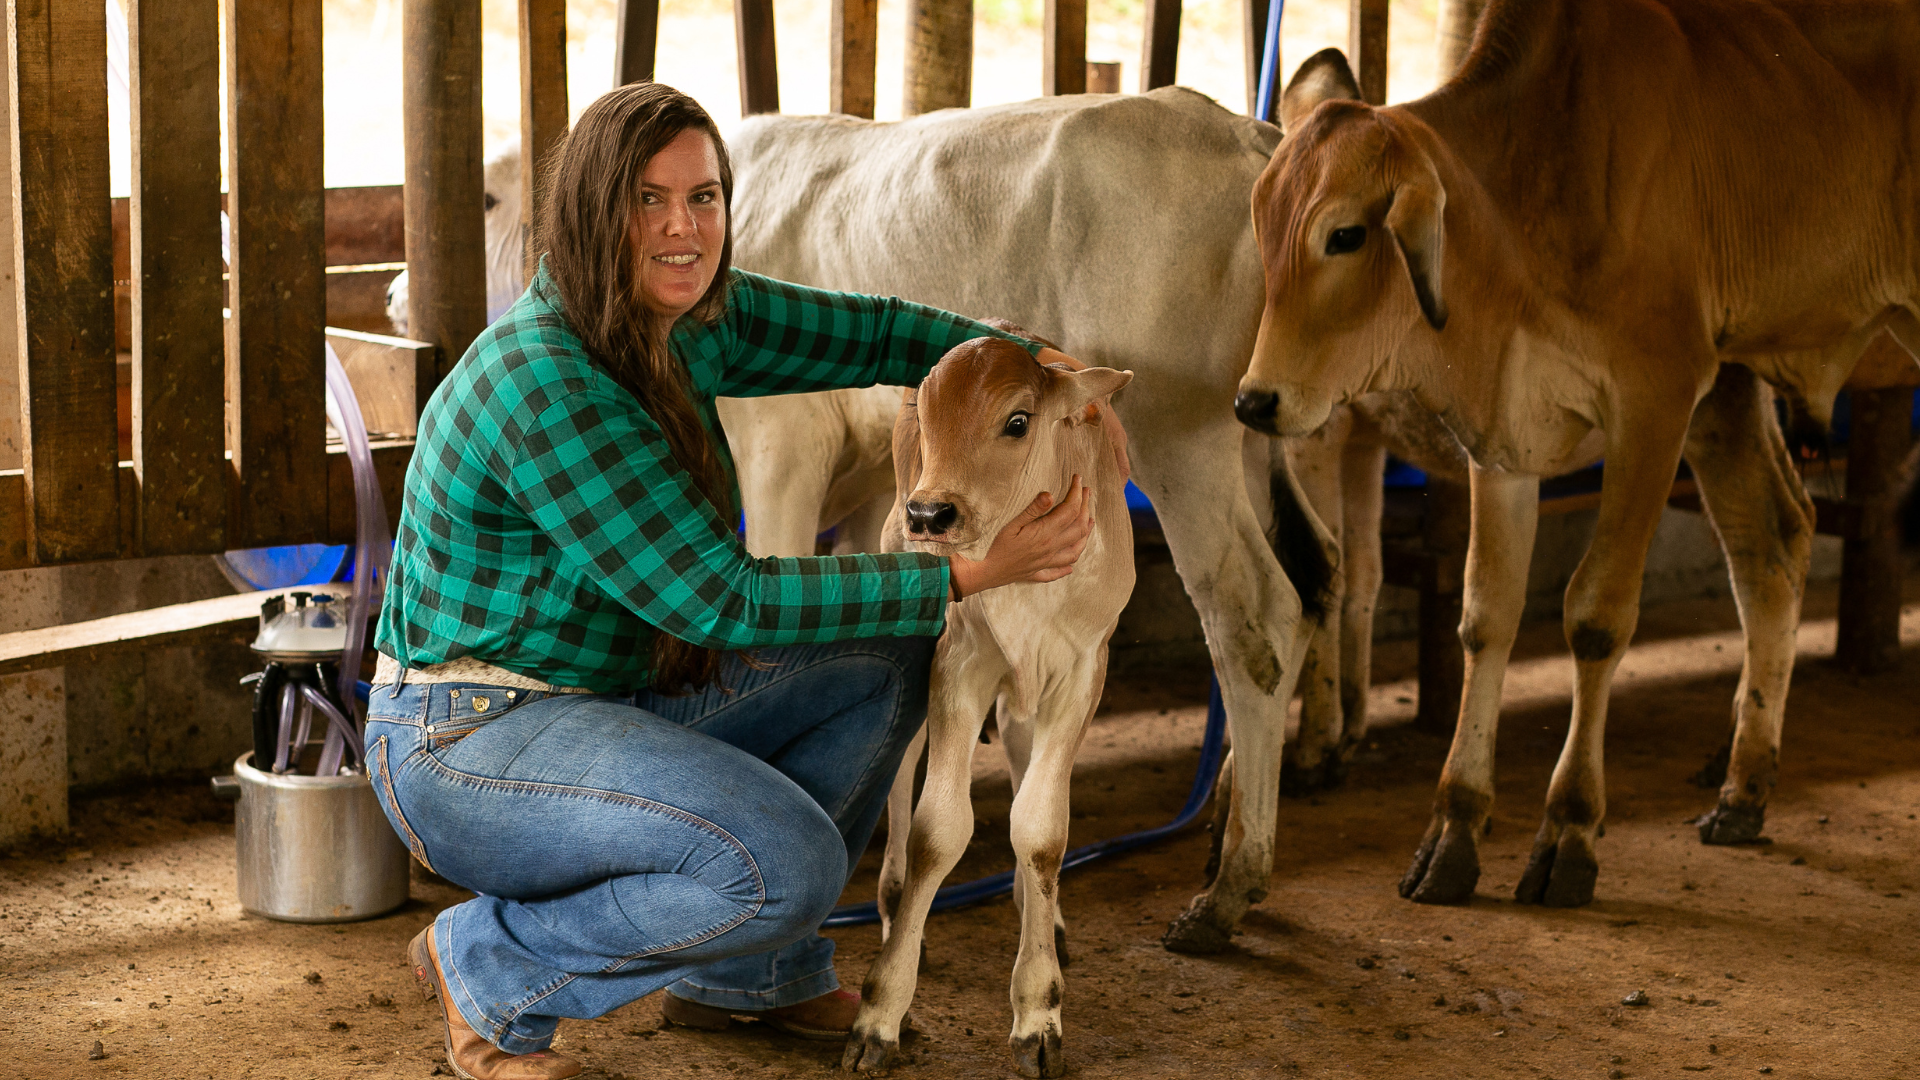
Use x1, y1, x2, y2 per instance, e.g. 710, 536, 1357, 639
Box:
1233, 388, 1281, 435
905, 500, 959, 535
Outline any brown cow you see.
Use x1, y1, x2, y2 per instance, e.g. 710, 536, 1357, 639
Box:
1235, 2, 1920, 909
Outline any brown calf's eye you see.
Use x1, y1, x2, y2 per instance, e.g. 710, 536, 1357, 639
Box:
1326, 225, 1366, 255
1003, 412, 1031, 438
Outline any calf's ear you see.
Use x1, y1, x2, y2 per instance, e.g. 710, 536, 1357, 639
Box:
1281, 48, 1361, 132
1386, 173, 1448, 331
1048, 367, 1134, 419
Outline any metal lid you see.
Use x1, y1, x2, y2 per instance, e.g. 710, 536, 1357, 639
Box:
250, 591, 348, 661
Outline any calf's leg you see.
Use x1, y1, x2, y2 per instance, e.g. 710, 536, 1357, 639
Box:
1402, 466, 1539, 904
998, 695, 1071, 966
876, 726, 925, 942
1281, 410, 1352, 795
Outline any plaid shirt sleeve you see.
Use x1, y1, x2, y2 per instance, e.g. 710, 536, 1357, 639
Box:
695, 270, 1042, 397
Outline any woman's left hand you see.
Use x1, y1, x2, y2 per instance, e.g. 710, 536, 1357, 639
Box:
1035, 347, 1131, 483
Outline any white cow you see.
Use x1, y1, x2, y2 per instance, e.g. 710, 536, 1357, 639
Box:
385, 143, 530, 337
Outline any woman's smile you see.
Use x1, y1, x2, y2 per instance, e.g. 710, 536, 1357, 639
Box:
630, 127, 726, 320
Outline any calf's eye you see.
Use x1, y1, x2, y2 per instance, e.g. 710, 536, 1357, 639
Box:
1325, 225, 1366, 255
1003, 412, 1030, 438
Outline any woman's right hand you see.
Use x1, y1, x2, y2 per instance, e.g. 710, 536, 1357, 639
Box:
948, 476, 1094, 600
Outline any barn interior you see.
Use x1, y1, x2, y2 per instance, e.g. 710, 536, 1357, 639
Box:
4, 0, 1919, 1076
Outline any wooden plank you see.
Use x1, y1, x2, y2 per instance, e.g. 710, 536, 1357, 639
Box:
111, 187, 409, 270
0, 66, 20, 475
225, 0, 328, 548
1086, 60, 1119, 94
403, 0, 486, 388
1347, 0, 1388, 105
613, 0, 657, 86
519, 0, 566, 281
1835, 387, 1912, 673
0, 590, 263, 678
735, 0, 779, 115
1242, 0, 1268, 116
9, 0, 119, 563
830, 0, 879, 118
1139, 0, 1180, 92
1413, 476, 1468, 735
904, 0, 971, 115
324, 264, 406, 335
1043, 0, 1087, 96
130, 0, 226, 557
326, 328, 437, 438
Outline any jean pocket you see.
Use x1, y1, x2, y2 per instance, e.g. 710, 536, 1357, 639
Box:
369, 736, 436, 874
426, 686, 544, 750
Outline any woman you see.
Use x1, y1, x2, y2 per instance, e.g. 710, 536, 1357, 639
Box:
367, 82, 1111, 1080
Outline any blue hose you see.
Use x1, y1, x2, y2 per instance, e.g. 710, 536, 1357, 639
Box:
822, 673, 1228, 928
1253, 0, 1288, 122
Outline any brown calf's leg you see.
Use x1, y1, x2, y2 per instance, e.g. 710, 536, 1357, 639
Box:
1684, 365, 1815, 844
1402, 465, 1539, 904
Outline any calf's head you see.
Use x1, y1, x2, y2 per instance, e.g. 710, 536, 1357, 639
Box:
1234, 49, 1448, 438
900, 337, 1131, 557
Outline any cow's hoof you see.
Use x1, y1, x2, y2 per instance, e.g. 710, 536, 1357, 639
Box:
1053, 924, 1071, 969
1514, 834, 1598, 908
1688, 740, 1732, 789
1696, 802, 1766, 845
842, 1028, 898, 1073
1399, 826, 1479, 905
1280, 750, 1349, 797
1009, 1024, 1064, 1079
1162, 908, 1233, 955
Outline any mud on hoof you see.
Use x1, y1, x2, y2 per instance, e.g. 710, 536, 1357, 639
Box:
1161, 906, 1234, 955
1280, 750, 1350, 797
1696, 801, 1766, 845
1513, 834, 1598, 907
1398, 827, 1480, 905
1010, 1024, 1064, 1079
842, 1029, 899, 1073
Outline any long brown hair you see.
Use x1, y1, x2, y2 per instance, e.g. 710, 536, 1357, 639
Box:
538, 82, 737, 694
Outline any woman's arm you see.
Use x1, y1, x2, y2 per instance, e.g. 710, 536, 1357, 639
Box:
703, 270, 1042, 398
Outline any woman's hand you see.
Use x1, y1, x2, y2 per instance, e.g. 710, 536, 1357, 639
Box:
1035, 347, 1131, 482
948, 475, 1095, 599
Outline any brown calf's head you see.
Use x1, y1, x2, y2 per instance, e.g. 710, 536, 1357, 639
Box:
901, 337, 1131, 557
1235, 48, 1448, 438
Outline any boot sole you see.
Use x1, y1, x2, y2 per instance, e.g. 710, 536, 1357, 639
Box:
661, 993, 847, 1042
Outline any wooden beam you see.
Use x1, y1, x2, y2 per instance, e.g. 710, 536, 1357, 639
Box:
1348, 0, 1388, 105
613, 0, 657, 86
322, 186, 407, 266
904, 0, 971, 115
9, 0, 119, 563
1835, 387, 1913, 674
326, 328, 438, 438
0, 590, 263, 678
1414, 476, 1468, 735
519, 0, 566, 282
1043, 0, 1086, 96
1086, 60, 1120, 94
324, 264, 406, 335
130, 0, 226, 557
225, 0, 328, 549
831, 0, 879, 118
403, 0, 486, 387
1436, 0, 1486, 79
1140, 0, 1180, 92
1242, 0, 1268, 116
735, 0, 779, 115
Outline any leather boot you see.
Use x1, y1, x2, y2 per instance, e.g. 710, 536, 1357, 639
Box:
408, 927, 583, 1080
661, 986, 862, 1041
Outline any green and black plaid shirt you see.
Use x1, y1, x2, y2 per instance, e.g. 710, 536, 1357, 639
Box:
374, 264, 1038, 692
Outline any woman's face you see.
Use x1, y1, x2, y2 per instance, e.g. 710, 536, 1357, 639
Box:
628, 127, 726, 321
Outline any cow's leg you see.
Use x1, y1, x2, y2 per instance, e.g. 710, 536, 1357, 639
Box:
1281, 410, 1352, 795
1401, 465, 1539, 904
1144, 420, 1333, 954
845, 651, 1003, 1072
831, 490, 898, 556
1515, 408, 1693, 907
997, 693, 1071, 967
876, 726, 925, 943
723, 398, 840, 559
1683, 365, 1815, 844
1337, 435, 1389, 756
1003, 655, 1104, 1079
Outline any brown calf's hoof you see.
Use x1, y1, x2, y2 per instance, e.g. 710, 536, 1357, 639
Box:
1399, 826, 1480, 905
1010, 1022, 1065, 1079
1161, 908, 1234, 955
841, 1027, 898, 1073
1514, 833, 1598, 908
1696, 802, 1766, 845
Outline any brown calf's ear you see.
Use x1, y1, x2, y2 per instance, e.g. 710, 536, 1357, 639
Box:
1280, 48, 1361, 133
1385, 176, 1448, 331
1049, 366, 1134, 419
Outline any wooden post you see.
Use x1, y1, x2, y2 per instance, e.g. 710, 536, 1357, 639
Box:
1140, 0, 1180, 92
1086, 60, 1120, 94
1242, 0, 1268, 116
130, 0, 226, 556
613, 0, 657, 85
1435, 0, 1485, 78
10, 0, 120, 563
1043, 0, 1086, 96
1348, 0, 1388, 105
1835, 387, 1914, 673
225, 0, 327, 548
735, 0, 779, 115
403, 0, 486, 385
519, 0, 566, 281
1415, 475, 1470, 734
904, 0, 970, 115
831, 0, 878, 118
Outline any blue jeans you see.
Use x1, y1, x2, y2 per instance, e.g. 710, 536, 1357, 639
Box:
364, 636, 934, 1054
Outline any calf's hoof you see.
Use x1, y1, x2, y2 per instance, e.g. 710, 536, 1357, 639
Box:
1009, 1024, 1064, 1079
1161, 906, 1233, 955
1280, 750, 1349, 797
841, 1028, 898, 1073
1398, 825, 1480, 905
1696, 802, 1766, 845
1513, 830, 1598, 907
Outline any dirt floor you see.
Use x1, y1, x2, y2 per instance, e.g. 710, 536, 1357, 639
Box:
6, 572, 1920, 1080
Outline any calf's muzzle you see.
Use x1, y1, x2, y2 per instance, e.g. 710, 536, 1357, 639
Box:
906, 500, 959, 536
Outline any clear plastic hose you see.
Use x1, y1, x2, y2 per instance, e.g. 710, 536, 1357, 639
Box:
324, 343, 392, 743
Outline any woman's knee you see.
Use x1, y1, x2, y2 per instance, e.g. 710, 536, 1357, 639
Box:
752, 804, 849, 940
